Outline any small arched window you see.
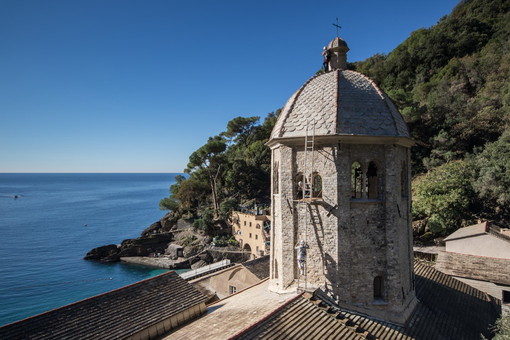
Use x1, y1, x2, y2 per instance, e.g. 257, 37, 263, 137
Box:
312, 172, 322, 198
374, 276, 383, 299
351, 162, 363, 199
367, 162, 378, 199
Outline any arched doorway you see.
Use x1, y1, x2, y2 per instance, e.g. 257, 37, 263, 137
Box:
243, 243, 253, 260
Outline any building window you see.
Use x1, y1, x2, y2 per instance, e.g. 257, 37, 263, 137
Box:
312, 172, 322, 198
295, 172, 322, 199
295, 172, 304, 199
255, 234, 258, 240
256, 224, 261, 229
351, 162, 363, 198
503, 290, 510, 304
249, 233, 252, 238
367, 161, 378, 199
374, 276, 383, 300
229, 286, 237, 294
249, 222, 252, 227
244, 221, 246, 226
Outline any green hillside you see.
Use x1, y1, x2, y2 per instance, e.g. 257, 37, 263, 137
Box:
354, 0, 510, 237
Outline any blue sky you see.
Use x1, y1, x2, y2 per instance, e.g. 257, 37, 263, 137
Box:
0, 0, 460, 173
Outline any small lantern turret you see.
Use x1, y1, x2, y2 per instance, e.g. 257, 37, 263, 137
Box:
326, 37, 349, 71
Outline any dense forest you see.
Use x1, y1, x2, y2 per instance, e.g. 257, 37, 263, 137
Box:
160, 0, 510, 241
355, 0, 510, 239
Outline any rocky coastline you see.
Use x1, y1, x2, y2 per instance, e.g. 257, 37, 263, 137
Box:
84, 213, 249, 270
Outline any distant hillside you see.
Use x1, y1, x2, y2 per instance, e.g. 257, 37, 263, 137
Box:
354, 0, 510, 236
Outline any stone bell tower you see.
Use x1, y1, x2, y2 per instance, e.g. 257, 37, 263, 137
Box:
268, 36, 417, 325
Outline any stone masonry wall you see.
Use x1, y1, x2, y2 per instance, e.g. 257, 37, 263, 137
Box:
270, 144, 297, 290
384, 145, 415, 313
335, 143, 416, 323
338, 143, 389, 306
436, 251, 510, 285
292, 144, 339, 288
269, 140, 416, 324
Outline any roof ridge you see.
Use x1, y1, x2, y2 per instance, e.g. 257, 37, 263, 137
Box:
334, 69, 340, 133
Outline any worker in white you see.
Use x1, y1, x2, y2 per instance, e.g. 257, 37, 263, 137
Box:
295, 240, 309, 275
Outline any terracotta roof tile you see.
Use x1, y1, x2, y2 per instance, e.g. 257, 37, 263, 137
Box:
0, 271, 207, 340
232, 261, 499, 340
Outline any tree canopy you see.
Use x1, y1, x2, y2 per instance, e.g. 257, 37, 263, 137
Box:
355, 0, 510, 236
160, 111, 278, 235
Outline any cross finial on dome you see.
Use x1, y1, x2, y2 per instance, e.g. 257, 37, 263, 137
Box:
332, 18, 341, 37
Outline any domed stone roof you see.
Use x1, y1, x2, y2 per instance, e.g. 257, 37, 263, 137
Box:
270, 69, 410, 141
327, 36, 349, 50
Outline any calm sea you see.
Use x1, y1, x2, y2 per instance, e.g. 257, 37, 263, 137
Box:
0, 173, 178, 326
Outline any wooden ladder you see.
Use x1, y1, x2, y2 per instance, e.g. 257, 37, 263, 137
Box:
297, 120, 316, 293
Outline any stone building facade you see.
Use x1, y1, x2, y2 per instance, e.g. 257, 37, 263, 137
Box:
435, 221, 510, 313
230, 211, 270, 259
267, 37, 417, 325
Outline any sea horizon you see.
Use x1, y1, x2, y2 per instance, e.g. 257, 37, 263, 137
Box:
0, 172, 182, 174
0, 173, 180, 326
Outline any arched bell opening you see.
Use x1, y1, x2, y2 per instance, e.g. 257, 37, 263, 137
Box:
367, 161, 378, 199
312, 172, 322, 198
351, 162, 363, 199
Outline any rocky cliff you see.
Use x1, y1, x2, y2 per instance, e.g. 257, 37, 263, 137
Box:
84, 213, 248, 269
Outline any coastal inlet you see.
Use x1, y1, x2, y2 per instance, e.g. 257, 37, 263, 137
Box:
85, 213, 250, 270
